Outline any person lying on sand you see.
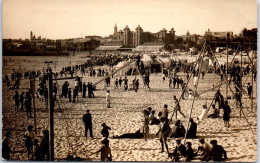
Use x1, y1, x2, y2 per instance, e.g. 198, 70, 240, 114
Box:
112, 129, 143, 139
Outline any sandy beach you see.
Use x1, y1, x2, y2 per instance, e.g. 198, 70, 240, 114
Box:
2, 55, 257, 161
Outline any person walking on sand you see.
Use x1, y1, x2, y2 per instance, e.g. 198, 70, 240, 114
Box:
156, 118, 170, 153
173, 95, 186, 119
93, 138, 112, 161
106, 90, 111, 108
82, 109, 93, 138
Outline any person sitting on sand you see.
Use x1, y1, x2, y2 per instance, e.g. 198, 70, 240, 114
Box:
184, 142, 194, 161
197, 104, 208, 122
195, 138, 211, 161
170, 120, 186, 138
186, 118, 197, 138
149, 110, 160, 125
101, 123, 111, 138
169, 139, 186, 161
206, 140, 227, 162
207, 104, 219, 118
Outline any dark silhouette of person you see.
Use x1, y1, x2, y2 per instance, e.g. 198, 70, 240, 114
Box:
40, 130, 49, 160
20, 91, 25, 111
206, 140, 227, 162
73, 88, 78, 103
53, 83, 57, 101
24, 125, 37, 160
170, 120, 186, 138
13, 91, 19, 112
156, 118, 170, 153
2, 131, 12, 160
247, 82, 252, 97
169, 139, 187, 161
31, 139, 41, 160
135, 79, 139, 92
82, 109, 93, 138
25, 92, 32, 118
101, 123, 111, 138
68, 88, 72, 102
186, 118, 197, 138
87, 82, 93, 98
82, 82, 87, 98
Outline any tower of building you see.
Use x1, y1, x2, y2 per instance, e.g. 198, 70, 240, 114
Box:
123, 25, 131, 46
134, 25, 143, 46
113, 24, 118, 38
30, 31, 33, 40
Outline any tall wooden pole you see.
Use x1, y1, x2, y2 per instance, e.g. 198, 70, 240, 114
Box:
30, 78, 37, 135
240, 44, 243, 118
48, 68, 54, 161
226, 33, 230, 99
251, 46, 254, 112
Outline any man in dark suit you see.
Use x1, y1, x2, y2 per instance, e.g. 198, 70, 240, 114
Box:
82, 109, 93, 138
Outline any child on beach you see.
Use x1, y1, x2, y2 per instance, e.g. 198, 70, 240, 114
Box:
101, 123, 111, 138
106, 90, 111, 108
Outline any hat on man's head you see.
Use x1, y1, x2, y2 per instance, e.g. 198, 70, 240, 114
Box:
176, 138, 182, 143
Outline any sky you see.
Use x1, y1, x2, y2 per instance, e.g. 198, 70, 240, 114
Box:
2, 0, 258, 39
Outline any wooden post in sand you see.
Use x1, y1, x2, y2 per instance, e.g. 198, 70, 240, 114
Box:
226, 33, 230, 99
251, 46, 254, 112
48, 68, 54, 161
30, 78, 37, 135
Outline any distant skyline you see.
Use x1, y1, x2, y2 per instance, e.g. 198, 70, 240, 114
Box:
2, 0, 257, 39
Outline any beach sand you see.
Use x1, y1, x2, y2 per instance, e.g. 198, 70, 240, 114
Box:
2, 55, 257, 161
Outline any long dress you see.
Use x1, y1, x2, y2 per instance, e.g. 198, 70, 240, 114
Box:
198, 107, 208, 121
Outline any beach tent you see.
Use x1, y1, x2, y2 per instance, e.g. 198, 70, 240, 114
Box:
114, 60, 136, 76
158, 57, 171, 68
141, 54, 153, 66
151, 57, 164, 72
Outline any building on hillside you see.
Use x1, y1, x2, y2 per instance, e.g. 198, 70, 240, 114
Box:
111, 24, 175, 47
204, 29, 233, 39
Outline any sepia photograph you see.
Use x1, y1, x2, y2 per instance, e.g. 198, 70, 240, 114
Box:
1, 0, 258, 161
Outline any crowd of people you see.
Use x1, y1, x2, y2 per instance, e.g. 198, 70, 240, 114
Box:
2, 51, 256, 162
